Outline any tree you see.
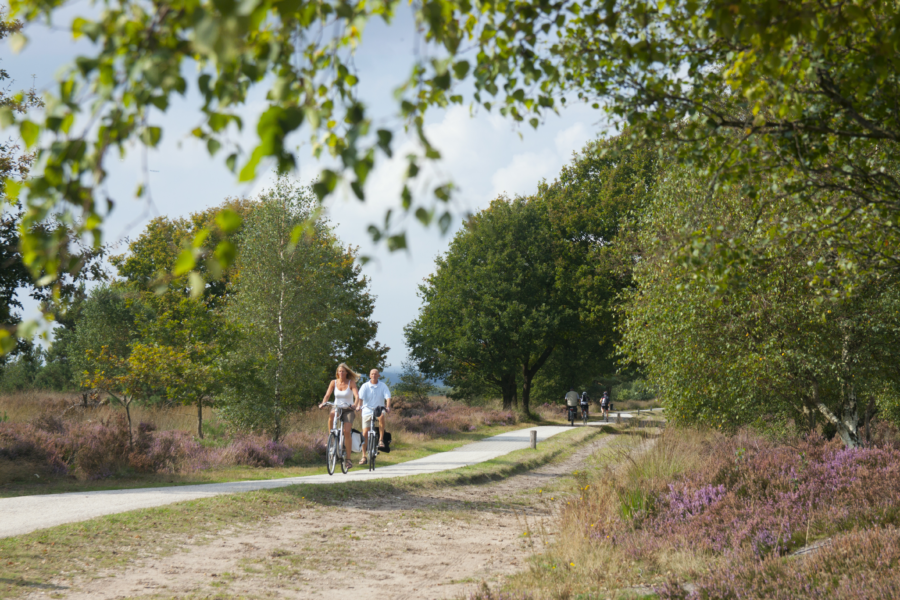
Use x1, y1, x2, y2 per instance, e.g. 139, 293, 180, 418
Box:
5, 0, 900, 315
393, 360, 438, 408
620, 161, 900, 447
407, 195, 586, 415
530, 133, 660, 402
84, 342, 168, 447
133, 293, 227, 438
220, 177, 386, 439
110, 197, 256, 305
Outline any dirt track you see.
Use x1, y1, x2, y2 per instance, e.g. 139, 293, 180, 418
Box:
33, 436, 610, 600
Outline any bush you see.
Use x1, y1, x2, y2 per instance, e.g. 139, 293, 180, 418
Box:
612, 378, 657, 402
658, 526, 900, 599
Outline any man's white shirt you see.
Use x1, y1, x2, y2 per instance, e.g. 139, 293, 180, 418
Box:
359, 380, 391, 415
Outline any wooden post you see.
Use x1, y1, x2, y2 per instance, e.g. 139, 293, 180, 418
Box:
530, 430, 537, 449
616, 412, 621, 424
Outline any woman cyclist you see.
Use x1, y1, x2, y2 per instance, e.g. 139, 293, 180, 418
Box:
319, 363, 360, 471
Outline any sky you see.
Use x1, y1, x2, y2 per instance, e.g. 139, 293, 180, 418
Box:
7, 6, 610, 368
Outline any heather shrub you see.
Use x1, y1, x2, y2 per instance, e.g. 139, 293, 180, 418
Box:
72, 416, 136, 479
576, 429, 900, 563
658, 526, 900, 599
280, 430, 327, 463
227, 438, 294, 467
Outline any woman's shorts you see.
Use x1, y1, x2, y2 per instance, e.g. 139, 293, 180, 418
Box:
333, 408, 355, 424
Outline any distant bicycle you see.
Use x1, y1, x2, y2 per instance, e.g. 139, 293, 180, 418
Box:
322, 402, 353, 475
581, 403, 589, 425
365, 406, 386, 471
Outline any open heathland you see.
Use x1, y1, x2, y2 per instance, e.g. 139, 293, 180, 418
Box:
490, 422, 900, 599
0, 390, 521, 497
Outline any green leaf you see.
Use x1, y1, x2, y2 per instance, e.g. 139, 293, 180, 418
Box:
9, 32, 27, 53
438, 211, 452, 233
20, 121, 39, 148
415, 207, 432, 225
452, 60, 470, 79
4, 179, 22, 200
0, 107, 13, 128
387, 233, 407, 251
215, 208, 243, 233
173, 249, 197, 276
189, 272, 205, 299
376, 129, 393, 157
401, 185, 412, 210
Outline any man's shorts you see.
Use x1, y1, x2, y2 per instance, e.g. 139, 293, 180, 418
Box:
361, 408, 386, 429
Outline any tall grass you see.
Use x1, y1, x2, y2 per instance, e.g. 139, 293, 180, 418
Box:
507, 424, 900, 598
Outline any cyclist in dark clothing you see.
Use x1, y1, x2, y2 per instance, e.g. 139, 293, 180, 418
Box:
579, 391, 591, 421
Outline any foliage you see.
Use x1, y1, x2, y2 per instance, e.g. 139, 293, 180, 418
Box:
4, 0, 900, 360
408, 134, 655, 412
392, 360, 437, 407
612, 379, 656, 403
620, 161, 900, 446
406, 195, 580, 414
109, 197, 257, 304
219, 177, 386, 439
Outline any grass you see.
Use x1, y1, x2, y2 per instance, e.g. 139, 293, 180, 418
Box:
0, 426, 603, 599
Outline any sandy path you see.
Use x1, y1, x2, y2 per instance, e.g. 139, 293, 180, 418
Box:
35, 436, 610, 600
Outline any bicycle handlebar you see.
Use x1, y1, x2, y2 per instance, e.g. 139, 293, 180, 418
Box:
320, 402, 356, 410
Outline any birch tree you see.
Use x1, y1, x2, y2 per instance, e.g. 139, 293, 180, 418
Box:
221, 177, 384, 439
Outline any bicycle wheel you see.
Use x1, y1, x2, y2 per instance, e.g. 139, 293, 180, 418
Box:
368, 433, 377, 471
326, 432, 338, 475
583, 410, 588, 425
340, 433, 349, 474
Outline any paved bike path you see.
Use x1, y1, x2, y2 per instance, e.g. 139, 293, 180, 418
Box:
0, 425, 573, 539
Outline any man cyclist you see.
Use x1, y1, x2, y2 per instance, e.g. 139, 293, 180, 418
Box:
565, 387, 579, 423
358, 368, 391, 465
579, 391, 591, 421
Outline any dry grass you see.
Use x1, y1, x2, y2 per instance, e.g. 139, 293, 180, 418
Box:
503, 428, 712, 598
0, 390, 203, 432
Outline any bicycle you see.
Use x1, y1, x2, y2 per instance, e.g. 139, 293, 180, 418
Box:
567, 404, 577, 426
322, 402, 354, 475
581, 403, 589, 425
365, 406, 386, 471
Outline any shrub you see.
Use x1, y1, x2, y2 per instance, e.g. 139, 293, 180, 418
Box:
227, 438, 294, 467
658, 526, 900, 600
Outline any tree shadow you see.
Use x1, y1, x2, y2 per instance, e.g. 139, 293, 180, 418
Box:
0, 577, 68, 591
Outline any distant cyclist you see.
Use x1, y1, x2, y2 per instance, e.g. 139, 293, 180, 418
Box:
565, 388, 579, 424
600, 391, 610, 421
580, 391, 591, 420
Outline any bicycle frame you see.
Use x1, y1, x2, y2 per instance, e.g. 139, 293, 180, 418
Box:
323, 402, 351, 475
365, 406, 385, 471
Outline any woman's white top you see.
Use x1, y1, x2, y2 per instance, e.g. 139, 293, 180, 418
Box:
333, 381, 354, 408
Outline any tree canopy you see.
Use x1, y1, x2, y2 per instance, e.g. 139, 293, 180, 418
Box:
3, 0, 900, 350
